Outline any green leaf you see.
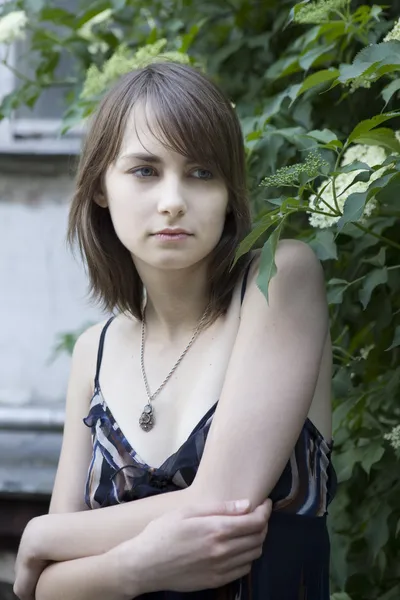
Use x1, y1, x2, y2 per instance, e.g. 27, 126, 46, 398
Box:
336, 161, 371, 174
25, 0, 45, 11
362, 247, 386, 267
331, 594, 353, 600
337, 192, 368, 232
348, 112, 400, 143
334, 447, 364, 482
332, 398, 354, 433
382, 79, 400, 107
265, 56, 299, 79
112, 0, 127, 9
361, 442, 385, 475
257, 226, 282, 304
359, 268, 388, 309
296, 69, 339, 98
329, 532, 351, 590
305, 128, 340, 144
308, 229, 338, 261
40, 7, 76, 27
379, 585, 400, 600
260, 92, 290, 123
351, 128, 400, 154
376, 172, 400, 206
354, 41, 400, 66
298, 43, 335, 71
386, 326, 400, 351
338, 42, 400, 83
233, 212, 279, 265
365, 504, 391, 563
327, 279, 349, 305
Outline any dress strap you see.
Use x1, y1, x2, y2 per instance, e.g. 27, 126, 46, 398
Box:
240, 257, 255, 305
94, 316, 115, 391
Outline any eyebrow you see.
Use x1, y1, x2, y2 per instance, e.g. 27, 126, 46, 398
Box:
119, 152, 195, 165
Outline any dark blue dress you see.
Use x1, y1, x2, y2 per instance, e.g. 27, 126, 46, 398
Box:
83, 268, 337, 599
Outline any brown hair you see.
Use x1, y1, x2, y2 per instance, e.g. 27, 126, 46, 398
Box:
68, 61, 252, 325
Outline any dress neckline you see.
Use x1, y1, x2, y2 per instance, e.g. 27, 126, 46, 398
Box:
94, 385, 218, 470
89, 384, 333, 473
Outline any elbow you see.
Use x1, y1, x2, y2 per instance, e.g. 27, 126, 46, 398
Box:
189, 477, 268, 512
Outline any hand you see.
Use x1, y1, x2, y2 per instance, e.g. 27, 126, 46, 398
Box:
112, 498, 272, 596
13, 517, 50, 600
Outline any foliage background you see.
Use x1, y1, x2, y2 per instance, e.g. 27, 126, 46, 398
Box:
1, 1, 400, 598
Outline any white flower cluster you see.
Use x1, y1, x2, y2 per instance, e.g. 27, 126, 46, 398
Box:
77, 9, 112, 55
0, 10, 28, 44
308, 144, 388, 229
294, 0, 349, 25
384, 18, 400, 42
384, 424, 400, 450
359, 344, 374, 360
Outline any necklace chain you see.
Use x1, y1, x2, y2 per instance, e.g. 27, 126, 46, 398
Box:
139, 305, 209, 431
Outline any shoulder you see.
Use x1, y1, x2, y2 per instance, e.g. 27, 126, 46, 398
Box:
241, 240, 327, 331
72, 313, 137, 367
249, 239, 323, 283
246, 240, 325, 303
70, 318, 115, 390
72, 318, 113, 361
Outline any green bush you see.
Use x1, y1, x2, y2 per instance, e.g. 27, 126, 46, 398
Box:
2, 1, 399, 597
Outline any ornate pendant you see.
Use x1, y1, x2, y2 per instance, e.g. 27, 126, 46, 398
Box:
139, 403, 154, 432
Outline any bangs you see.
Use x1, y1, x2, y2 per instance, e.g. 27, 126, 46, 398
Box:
133, 74, 232, 179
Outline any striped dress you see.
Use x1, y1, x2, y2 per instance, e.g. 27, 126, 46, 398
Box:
83, 266, 337, 599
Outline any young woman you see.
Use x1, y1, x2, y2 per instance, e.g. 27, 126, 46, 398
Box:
14, 61, 336, 600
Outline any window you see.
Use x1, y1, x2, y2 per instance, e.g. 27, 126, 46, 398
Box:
0, 0, 83, 154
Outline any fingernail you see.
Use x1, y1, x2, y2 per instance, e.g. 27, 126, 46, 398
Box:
234, 499, 250, 511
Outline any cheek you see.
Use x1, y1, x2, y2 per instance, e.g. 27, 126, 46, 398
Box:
201, 189, 229, 232
106, 191, 145, 249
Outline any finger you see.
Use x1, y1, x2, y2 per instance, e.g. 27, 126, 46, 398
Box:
206, 506, 270, 539
213, 564, 253, 588
222, 545, 263, 571
222, 531, 265, 558
179, 499, 251, 520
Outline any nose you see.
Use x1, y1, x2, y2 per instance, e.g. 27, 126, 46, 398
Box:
157, 175, 187, 218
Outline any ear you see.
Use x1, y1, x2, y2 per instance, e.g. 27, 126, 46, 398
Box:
94, 189, 108, 208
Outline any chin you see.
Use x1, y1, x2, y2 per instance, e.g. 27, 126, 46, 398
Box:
138, 248, 212, 271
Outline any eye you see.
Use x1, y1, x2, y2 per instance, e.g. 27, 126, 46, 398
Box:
130, 166, 157, 178
191, 168, 213, 180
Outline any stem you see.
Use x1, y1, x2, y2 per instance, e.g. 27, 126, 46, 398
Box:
309, 178, 342, 216
1, 60, 32, 84
331, 141, 348, 214
353, 222, 400, 252
299, 205, 340, 218
345, 265, 400, 289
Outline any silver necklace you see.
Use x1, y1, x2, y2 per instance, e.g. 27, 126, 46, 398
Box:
139, 306, 209, 432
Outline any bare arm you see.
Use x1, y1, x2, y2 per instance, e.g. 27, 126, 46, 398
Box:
34, 552, 136, 600
28, 501, 270, 600
191, 239, 330, 504
31, 240, 329, 564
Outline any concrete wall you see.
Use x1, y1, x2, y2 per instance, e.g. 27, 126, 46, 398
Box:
0, 158, 104, 407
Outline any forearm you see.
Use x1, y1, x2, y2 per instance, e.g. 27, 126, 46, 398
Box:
35, 550, 138, 600
36, 487, 191, 562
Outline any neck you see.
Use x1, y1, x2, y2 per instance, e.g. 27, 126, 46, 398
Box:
135, 260, 210, 339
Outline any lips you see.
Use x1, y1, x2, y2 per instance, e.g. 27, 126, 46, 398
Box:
152, 229, 192, 241
154, 229, 192, 235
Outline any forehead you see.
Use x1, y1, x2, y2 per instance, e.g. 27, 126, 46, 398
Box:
119, 102, 165, 155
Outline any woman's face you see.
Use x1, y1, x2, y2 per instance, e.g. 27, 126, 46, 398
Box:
102, 102, 229, 272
